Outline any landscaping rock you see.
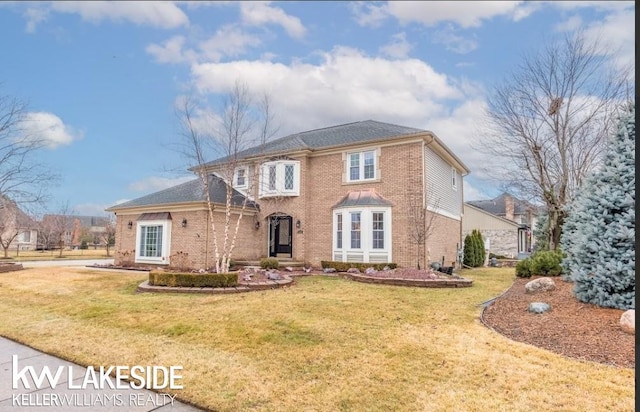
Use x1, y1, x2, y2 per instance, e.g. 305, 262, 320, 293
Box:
347, 267, 360, 274
284, 266, 294, 272
529, 302, 551, 314
323, 267, 337, 273
620, 310, 635, 335
525, 277, 556, 294
303, 267, 312, 273
266, 271, 281, 280
364, 267, 377, 275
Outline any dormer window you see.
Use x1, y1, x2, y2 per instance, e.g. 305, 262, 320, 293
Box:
260, 160, 300, 197
234, 167, 247, 189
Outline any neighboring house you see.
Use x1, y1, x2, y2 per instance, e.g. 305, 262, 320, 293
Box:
0, 197, 38, 252
40, 214, 110, 248
107, 120, 470, 270
463, 193, 540, 258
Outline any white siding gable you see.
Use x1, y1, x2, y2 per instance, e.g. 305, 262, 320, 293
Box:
425, 145, 462, 220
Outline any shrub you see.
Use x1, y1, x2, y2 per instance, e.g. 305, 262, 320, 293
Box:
260, 257, 279, 269
149, 271, 238, 288
530, 250, 563, 276
515, 258, 533, 278
80, 240, 88, 250
320, 261, 398, 272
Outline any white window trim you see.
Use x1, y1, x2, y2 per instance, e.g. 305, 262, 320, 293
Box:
135, 219, 171, 265
344, 148, 380, 183
259, 160, 300, 198
451, 167, 458, 191
332, 206, 392, 263
233, 167, 248, 190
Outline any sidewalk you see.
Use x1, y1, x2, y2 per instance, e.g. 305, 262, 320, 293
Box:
0, 337, 204, 411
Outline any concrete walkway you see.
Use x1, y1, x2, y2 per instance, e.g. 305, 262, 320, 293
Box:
0, 337, 204, 411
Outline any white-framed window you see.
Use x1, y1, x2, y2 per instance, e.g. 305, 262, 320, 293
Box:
451, 167, 458, 190
233, 167, 248, 189
336, 213, 343, 249
346, 149, 378, 182
260, 160, 300, 197
333, 207, 392, 263
135, 219, 171, 264
19, 231, 31, 243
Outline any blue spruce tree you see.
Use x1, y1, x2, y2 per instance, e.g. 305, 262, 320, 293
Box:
560, 103, 635, 309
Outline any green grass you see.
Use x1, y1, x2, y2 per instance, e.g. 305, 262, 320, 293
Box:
0, 266, 633, 412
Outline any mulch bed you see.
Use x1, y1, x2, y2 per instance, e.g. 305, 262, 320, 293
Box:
482, 276, 634, 368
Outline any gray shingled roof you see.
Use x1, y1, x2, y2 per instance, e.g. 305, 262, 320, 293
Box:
107, 176, 255, 211
467, 193, 538, 216
332, 190, 394, 209
203, 120, 424, 166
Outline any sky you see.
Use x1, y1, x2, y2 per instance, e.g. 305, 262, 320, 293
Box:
0, 1, 634, 216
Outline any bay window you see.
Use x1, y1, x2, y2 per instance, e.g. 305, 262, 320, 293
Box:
333, 207, 391, 263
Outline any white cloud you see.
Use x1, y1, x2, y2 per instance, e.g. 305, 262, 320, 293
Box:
23, 5, 49, 33
354, 1, 530, 29
146, 35, 195, 64
199, 25, 263, 61
51, 1, 189, 29
582, 7, 635, 73
128, 176, 194, 193
74, 203, 111, 216
22, 112, 83, 149
350, 2, 390, 27
463, 179, 493, 201
432, 24, 479, 54
379, 32, 413, 58
147, 26, 262, 64
191, 46, 463, 134
239, 2, 306, 39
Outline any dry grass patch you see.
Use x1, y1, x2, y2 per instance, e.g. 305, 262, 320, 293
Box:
0, 267, 634, 412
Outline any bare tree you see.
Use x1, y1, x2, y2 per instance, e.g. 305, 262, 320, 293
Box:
476, 31, 632, 250
100, 215, 116, 256
177, 81, 278, 273
406, 180, 441, 269
0, 91, 57, 209
43, 203, 75, 258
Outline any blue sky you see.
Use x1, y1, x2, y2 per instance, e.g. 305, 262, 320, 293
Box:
0, 1, 634, 216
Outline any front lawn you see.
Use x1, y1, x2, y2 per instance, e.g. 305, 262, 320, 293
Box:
0, 267, 633, 411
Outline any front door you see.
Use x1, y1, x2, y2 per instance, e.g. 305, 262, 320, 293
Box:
269, 216, 292, 257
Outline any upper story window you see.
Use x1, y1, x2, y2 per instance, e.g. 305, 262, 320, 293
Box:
260, 160, 300, 198
347, 149, 378, 182
233, 167, 247, 189
451, 167, 458, 190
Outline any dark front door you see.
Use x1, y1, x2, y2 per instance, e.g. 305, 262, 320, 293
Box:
269, 216, 292, 257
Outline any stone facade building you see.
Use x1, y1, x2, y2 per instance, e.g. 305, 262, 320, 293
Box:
107, 120, 470, 270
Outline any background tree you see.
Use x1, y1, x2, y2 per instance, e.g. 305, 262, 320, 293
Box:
0, 91, 57, 216
477, 31, 631, 250
177, 81, 278, 273
560, 103, 635, 310
100, 215, 116, 256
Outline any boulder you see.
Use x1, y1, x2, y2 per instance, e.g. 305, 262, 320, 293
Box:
284, 266, 294, 272
620, 310, 635, 335
364, 267, 377, 275
525, 277, 556, 294
323, 267, 337, 273
347, 267, 360, 274
529, 302, 551, 314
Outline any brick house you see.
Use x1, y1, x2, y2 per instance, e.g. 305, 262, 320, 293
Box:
106, 120, 470, 270
463, 193, 540, 259
0, 196, 38, 252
